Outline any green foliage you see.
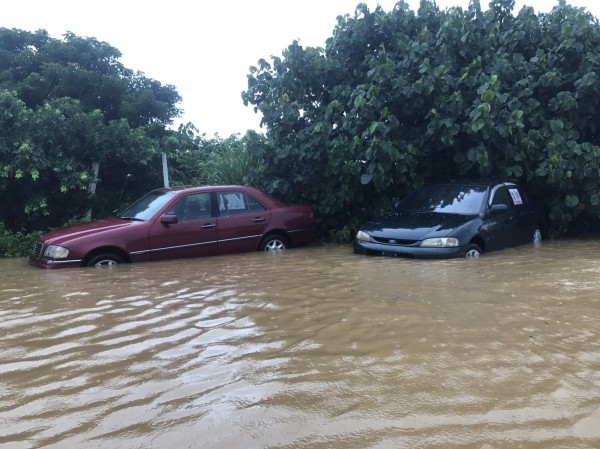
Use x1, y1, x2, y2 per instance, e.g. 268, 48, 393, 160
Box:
170, 130, 265, 187
0, 28, 184, 232
0, 222, 41, 257
243, 0, 600, 238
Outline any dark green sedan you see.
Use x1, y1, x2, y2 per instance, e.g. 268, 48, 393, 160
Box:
353, 179, 543, 259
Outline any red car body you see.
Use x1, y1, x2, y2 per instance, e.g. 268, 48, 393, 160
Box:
29, 185, 317, 268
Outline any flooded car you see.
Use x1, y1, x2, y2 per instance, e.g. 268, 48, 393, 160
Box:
354, 179, 543, 258
30, 185, 317, 268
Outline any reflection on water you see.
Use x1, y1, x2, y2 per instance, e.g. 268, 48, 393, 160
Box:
1, 241, 600, 448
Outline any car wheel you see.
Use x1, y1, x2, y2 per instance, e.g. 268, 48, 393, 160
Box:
464, 244, 482, 258
533, 228, 542, 245
86, 253, 124, 267
259, 234, 288, 252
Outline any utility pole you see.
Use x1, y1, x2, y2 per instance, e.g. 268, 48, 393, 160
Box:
162, 153, 169, 187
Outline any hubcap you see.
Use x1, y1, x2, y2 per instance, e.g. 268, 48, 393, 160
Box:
95, 259, 118, 267
465, 249, 480, 258
265, 240, 285, 252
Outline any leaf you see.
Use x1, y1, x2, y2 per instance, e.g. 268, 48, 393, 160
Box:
412, 80, 423, 94
511, 164, 523, 177
368, 122, 379, 135
574, 71, 597, 89
481, 89, 495, 102
564, 195, 579, 207
360, 174, 372, 185
511, 110, 523, 120
477, 103, 491, 115
471, 120, 485, 133
467, 148, 479, 162
550, 119, 564, 133
388, 147, 400, 162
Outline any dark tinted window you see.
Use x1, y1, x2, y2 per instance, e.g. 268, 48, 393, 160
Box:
491, 186, 510, 206
397, 184, 487, 214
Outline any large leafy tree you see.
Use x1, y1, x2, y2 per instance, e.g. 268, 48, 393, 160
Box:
0, 29, 180, 125
0, 28, 185, 231
243, 0, 600, 237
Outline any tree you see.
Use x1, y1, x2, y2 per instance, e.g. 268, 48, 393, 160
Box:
0, 28, 184, 231
243, 0, 600, 237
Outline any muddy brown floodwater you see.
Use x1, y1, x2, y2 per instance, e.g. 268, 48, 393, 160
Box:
1, 241, 600, 448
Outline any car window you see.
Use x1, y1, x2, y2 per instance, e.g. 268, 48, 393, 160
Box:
490, 186, 511, 207
217, 191, 265, 216
398, 184, 487, 214
168, 193, 212, 222
247, 194, 266, 213
119, 191, 177, 221
507, 187, 527, 206
489, 184, 528, 207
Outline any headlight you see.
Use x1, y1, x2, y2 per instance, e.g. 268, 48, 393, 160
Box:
356, 230, 371, 242
420, 237, 459, 248
44, 245, 70, 259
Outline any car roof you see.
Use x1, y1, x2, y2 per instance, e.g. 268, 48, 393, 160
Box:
152, 185, 285, 207
425, 178, 516, 187
155, 185, 256, 193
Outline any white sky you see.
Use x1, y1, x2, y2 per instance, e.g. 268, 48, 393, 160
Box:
2, 0, 599, 137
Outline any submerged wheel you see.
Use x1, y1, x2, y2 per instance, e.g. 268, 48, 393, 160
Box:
259, 234, 289, 252
533, 228, 542, 245
86, 253, 124, 267
464, 244, 482, 259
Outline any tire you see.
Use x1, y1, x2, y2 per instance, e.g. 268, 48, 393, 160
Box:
464, 244, 482, 259
259, 234, 288, 252
533, 228, 542, 245
86, 253, 124, 267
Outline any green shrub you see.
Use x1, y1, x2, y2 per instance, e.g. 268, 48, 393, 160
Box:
0, 223, 41, 257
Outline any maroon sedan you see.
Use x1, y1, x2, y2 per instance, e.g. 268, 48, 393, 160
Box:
29, 185, 317, 268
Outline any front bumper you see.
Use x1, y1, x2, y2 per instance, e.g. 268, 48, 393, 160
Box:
353, 239, 465, 259
28, 255, 83, 269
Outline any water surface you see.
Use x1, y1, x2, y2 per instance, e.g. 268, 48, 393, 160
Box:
1, 241, 600, 448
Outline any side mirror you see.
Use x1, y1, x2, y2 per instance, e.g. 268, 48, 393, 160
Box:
161, 214, 178, 226
488, 204, 508, 215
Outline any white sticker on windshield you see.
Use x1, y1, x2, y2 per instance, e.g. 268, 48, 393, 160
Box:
508, 188, 523, 205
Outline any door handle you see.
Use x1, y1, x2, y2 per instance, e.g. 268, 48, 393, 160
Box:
253, 217, 266, 222
201, 223, 216, 229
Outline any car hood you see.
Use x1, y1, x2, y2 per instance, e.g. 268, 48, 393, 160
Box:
361, 211, 476, 240
39, 217, 140, 245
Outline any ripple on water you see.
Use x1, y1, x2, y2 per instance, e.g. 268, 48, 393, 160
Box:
1, 242, 600, 448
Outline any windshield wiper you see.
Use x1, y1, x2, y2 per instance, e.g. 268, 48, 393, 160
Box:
119, 216, 145, 221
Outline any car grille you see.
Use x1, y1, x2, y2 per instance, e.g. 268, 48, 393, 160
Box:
371, 237, 418, 246
32, 241, 43, 258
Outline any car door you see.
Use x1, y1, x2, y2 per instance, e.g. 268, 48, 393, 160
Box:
215, 190, 271, 254
506, 185, 536, 244
147, 192, 218, 261
483, 184, 519, 251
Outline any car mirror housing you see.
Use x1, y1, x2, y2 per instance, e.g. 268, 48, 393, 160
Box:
161, 214, 178, 225
488, 204, 509, 215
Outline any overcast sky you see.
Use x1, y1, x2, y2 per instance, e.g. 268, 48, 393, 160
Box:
3, 0, 599, 136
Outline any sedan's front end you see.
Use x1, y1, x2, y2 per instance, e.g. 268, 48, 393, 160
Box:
353, 230, 466, 258
30, 240, 83, 268
28, 217, 140, 269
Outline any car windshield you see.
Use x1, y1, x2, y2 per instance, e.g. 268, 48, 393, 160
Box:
397, 184, 487, 214
119, 191, 177, 221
